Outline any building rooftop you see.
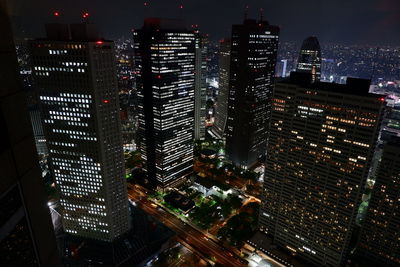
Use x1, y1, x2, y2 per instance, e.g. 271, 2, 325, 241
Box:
280, 72, 385, 99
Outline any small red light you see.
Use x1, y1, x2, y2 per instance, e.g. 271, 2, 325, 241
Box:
54, 11, 60, 17
179, 4, 184, 9
156, 75, 161, 79
96, 41, 104, 44
144, 2, 149, 6
82, 12, 89, 18
379, 97, 385, 102
103, 100, 109, 104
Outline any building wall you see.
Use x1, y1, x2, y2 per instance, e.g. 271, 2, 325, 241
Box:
30, 38, 130, 241
194, 33, 207, 140
356, 138, 400, 266
134, 22, 195, 188
225, 20, 279, 168
211, 39, 231, 139
259, 77, 385, 266
0, 0, 60, 264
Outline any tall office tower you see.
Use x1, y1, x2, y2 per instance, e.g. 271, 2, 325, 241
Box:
134, 18, 196, 189
0, 0, 60, 265
225, 19, 279, 168
296, 36, 321, 82
211, 38, 231, 139
29, 108, 48, 155
29, 23, 130, 241
356, 137, 400, 266
194, 32, 207, 140
259, 72, 385, 266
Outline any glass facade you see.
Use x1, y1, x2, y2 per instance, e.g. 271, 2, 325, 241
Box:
296, 36, 322, 82
211, 38, 231, 139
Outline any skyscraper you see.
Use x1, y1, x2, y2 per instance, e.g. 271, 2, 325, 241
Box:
296, 36, 321, 82
211, 38, 231, 139
194, 32, 207, 140
134, 18, 196, 189
356, 137, 400, 266
259, 72, 385, 266
0, 0, 59, 265
225, 19, 279, 168
30, 23, 130, 241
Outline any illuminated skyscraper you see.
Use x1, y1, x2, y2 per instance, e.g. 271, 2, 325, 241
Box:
356, 137, 400, 266
225, 19, 279, 168
259, 72, 385, 266
194, 32, 207, 140
134, 18, 196, 189
0, 1, 59, 265
296, 36, 321, 82
30, 23, 130, 242
211, 38, 231, 139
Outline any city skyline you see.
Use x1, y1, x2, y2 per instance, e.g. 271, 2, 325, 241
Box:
2, 1, 400, 266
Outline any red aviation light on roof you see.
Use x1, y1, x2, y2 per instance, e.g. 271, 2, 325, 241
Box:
82, 12, 89, 18
96, 41, 104, 44
103, 99, 109, 104
179, 4, 184, 9
53, 11, 60, 17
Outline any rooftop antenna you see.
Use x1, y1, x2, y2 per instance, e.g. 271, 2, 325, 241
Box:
259, 8, 264, 21
244, 5, 249, 20
82, 11, 90, 23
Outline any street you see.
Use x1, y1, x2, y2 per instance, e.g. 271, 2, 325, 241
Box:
128, 185, 247, 267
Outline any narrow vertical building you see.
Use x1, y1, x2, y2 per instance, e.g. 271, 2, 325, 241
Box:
356, 137, 400, 266
194, 31, 207, 140
0, 0, 60, 264
211, 38, 231, 139
296, 36, 321, 82
259, 72, 385, 266
134, 18, 196, 189
225, 19, 279, 169
30, 23, 130, 241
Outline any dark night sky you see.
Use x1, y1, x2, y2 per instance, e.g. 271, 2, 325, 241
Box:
9, 0, 400, 45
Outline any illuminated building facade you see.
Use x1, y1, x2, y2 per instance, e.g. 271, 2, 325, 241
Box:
356, 137, 400, 266
30, 23, 130, 242
259, 73, 385, 266
225, 19, 279, 168
296, 36, 321, 82
134, 18, 196, 188
194, 32, 207, 140
211, 38, 231, 139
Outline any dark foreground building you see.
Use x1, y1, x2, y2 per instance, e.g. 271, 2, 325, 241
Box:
355, 137, 400, 266
0, 0, 60, 265
134, 18, 196, 189
225, 18, 280, 169
259, 72, 385, 266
